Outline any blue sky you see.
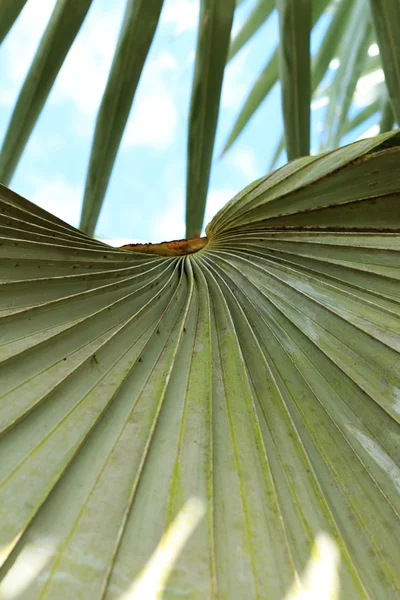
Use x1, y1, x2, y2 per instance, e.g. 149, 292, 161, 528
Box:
0, 0, 383, 244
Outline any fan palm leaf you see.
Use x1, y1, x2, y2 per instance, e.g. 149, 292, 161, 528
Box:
0, 130, 399, 598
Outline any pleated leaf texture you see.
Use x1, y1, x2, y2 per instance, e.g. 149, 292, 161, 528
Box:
0, 130, 400, 600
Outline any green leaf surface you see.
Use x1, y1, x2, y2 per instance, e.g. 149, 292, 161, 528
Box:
0, 130, 400, 598
228, 0, 275, 62
79, 0, 165, 236
368, 0, 400, 124
322, 0, 372, 150
276, 0, 312, 160
0, 0, 94, 186
186, 0, 235, 238
0, 0, 28, 45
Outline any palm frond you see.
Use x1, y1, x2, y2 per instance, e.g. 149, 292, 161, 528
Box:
228, 0, 275, 62
185, 0, 235, 238
79, 0, 165, 235
0, 0, 28, 45
0, 0, 94, 186
276, 0, 312, 159
2, 0, 399, 236
0, 130, 399, 598
368, 0, 400, 123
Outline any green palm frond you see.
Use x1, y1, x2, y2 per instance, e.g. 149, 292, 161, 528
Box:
78, 0, 165, 236
0, 129, 400, 598
186, 0, 235, 238
321, 0, 372, 150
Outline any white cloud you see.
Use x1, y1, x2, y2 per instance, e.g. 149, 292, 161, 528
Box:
147, 187, 235, 241
99, 237, 146, 247
50, 2, 126, 115
0, 0, 125, 117
329, 58, 340, 71
1, 1, 180, 150
151, 207, 185, 242
204, 187, 236, 226
228, 147, 259, 181
53, 3, 180, 150
231, 18, 242, 39
50, 0, 179, 149
147, 184, 185, 242
311, 96, 329, 111
25, 134, 64, 158
1, 0, 57, 82
187, 49, 196, 66
150, 51, 179, 74
52, 10, 179, 124
0, 89, 16, 107
353, 69, 385, 107
356, 124, 380, 141
161, 0, 199, 35
221, 48, 253, 109
368, 43, 379, 57
122, 93, 178, 150
0, 0, 57, 106
122, 52, 179, 150
28, 177, 82, 227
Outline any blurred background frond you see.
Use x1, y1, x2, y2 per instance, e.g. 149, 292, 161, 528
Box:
0, 0, 397, 238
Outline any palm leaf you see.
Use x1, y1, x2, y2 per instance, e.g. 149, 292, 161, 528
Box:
185, 0, 235, 238
318, 82, 388, 151
276, 0, 312, 159
222, 48, 279, 155
222, 0, 329, 155
380, 95, 395, 133
79, 0, 165, 236
0, 130, 399, 598
311, 0, 355, 91
313, 52, 382, 109
343, 99, 381, 136
0, 0, 28, 45
228, 0, 275, 62
368, 0, 400, 124
266, 0, 356, 173
321, 0, 372, 150
0, 0, 94, 186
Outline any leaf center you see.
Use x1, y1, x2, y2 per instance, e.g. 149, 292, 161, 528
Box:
119, 237, 208, 256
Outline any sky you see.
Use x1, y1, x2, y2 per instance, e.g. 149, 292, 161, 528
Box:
0, 0, 383, 245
